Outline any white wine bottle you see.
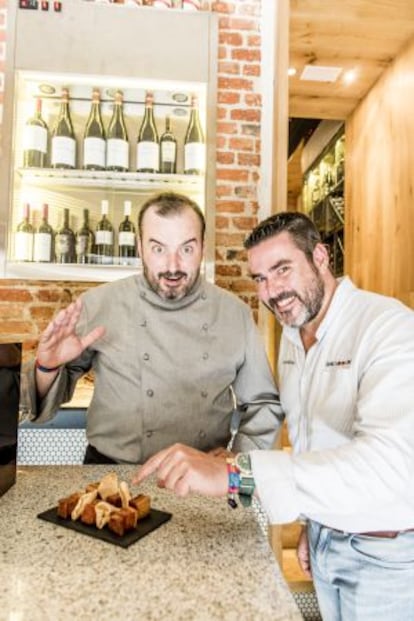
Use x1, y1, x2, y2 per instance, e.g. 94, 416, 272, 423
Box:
184, 94, 205, 175
23, 98, 48, 168
136, 91, 159, 173
51, 88, 76, 170
118, 200, 136, 265
83, 89, 106, 171
14, 203, 34, 262
95, 200, 114, 265
55, 208, 76, 263
76, 209, 95, 264
106, 91, 129, 172
160, 116, 177, 174
33, 203, 54, 263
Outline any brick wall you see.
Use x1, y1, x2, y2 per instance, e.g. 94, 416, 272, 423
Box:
0, 0, 264, 355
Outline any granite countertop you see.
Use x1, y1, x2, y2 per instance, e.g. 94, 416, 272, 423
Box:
0, 466, 302, 621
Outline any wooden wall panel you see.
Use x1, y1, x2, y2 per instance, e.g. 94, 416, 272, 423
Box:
345, 36, 414, 308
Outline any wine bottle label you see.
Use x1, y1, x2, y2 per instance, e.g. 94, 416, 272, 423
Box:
95, 231, 114, 245
23, 126, 48, 154
51, 136, 76, 167
76, 235, 90, 256
14, 232, 33, 262
119, 232, 136, 246
106, 139, 129, 169
56, 234, 72, 255
161, 141, 176, 164
84, 137, 106, 168
184, 143, 206, 173
137, 141, 160, 171
33, 233, 52, 262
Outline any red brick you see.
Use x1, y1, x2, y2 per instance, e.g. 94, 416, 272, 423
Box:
216, 200, 245, 214
232, 48, 261, 62
237, 152, 261, 166
218, 17, 257, 31
218, 91, 240, 105
218, 61, 240, 75
244, 93, 261, 107
218, 76, 253, 91
243, 64, 261, 77
230, 108, 261, 122
216, 135, 227, 149
215, 264, 242, 277
1, 321, 34, 335
215, 231, 246, 246
218, 46, 227, 60
216, 151, 235, 165
215, 215, 230, 229
219, 32, 243, 46
0, 288, 33, 302
216, 184, 234, 198
212, 2, 236, 14
217, 168, 249, 182
228, 137, 254, 151
217, 107, 228, 120
232, 216, 258, 231
247, 34, 261, 47
217, 121, 238, 135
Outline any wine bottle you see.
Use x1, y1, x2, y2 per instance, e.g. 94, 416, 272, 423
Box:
23, 98, 48, 168
51, 88, 76, 169
33, 203, 54, 263
106, 91, 129, 172
118, 200, 136, 265
95, 200, 114, 265
136, 91, 159, 173
83, 89, 106, 171
184, 94, 205, 175
76, 209, 95, 264
159, 116, 177, 174
14, 203, 34, 262
55, 208, 76, 263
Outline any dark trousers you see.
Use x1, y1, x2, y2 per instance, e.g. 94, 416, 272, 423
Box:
83, 444, 117, 465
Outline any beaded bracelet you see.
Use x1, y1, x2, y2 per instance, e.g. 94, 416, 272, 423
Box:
35, 359, 61, 373
226, 459, 240, 509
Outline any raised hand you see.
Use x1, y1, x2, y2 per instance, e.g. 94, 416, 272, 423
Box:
36, 297, 105, 369
132, 443, 228, 499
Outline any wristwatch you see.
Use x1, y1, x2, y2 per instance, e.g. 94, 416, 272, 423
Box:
235, 452, 255, 507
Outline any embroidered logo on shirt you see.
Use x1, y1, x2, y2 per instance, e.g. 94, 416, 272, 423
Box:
325, 359, 351, 368
282, 360, 295, 365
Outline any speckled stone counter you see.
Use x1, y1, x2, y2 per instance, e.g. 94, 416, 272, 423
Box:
0, 466, 302, 621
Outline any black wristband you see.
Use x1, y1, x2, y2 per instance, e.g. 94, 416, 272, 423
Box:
35, 359, 61, 373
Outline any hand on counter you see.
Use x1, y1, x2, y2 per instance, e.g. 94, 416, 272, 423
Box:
37, 298, 105, 370
133, 443, 228, 499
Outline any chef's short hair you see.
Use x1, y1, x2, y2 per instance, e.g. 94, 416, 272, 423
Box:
138, 192, 205, 240
244, 211, 322, 263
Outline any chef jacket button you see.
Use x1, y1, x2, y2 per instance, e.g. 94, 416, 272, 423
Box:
199, 430, 206, 439
147, 389, 154, 397
143, 353, 150, 361
140, 292, 146, 299
201, 390, 208, 398
146, 430, 153, 438
202, 352, 209, 360
202, 323, 208, 331
201, 293, 207, 300
140, 320, 147, 327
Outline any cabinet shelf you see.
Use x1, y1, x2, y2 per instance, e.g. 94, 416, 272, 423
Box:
17, 168, 203, 192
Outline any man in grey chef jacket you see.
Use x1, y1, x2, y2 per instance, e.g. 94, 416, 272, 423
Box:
26, 192, 283, 464
135, 211, 414, 621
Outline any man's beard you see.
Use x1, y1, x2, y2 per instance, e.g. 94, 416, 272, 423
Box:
143, 267, 195, 301
266, 272, 325, 328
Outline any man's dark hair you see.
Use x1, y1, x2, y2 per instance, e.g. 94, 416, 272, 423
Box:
138, 192, 205, 240
244, 211, 322, 263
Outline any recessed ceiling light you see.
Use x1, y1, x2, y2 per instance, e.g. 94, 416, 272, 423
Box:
343, 69, 357, 84
288, 67, 297, 77
300, 65, 343, 82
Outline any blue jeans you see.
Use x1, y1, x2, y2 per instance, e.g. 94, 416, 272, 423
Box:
308, 520, 414, 621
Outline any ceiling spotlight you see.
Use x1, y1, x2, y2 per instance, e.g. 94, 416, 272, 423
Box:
343, 69, 357, 84
288, 67, 297, 77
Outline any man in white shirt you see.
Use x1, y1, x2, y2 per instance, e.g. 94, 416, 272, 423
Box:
135, 212, 414, 621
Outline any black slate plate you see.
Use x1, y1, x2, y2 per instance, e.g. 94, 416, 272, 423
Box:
37, 507, 172, 548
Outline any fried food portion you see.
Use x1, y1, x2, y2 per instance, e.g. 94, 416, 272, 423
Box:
56, 473, 151, 536
57, 492, 82, 519
129, 494, 151, 519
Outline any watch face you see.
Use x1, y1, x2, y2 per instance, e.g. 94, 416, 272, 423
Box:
236, 452, 252, 475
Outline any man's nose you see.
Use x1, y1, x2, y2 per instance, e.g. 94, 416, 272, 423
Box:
166, 252, 180, 273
